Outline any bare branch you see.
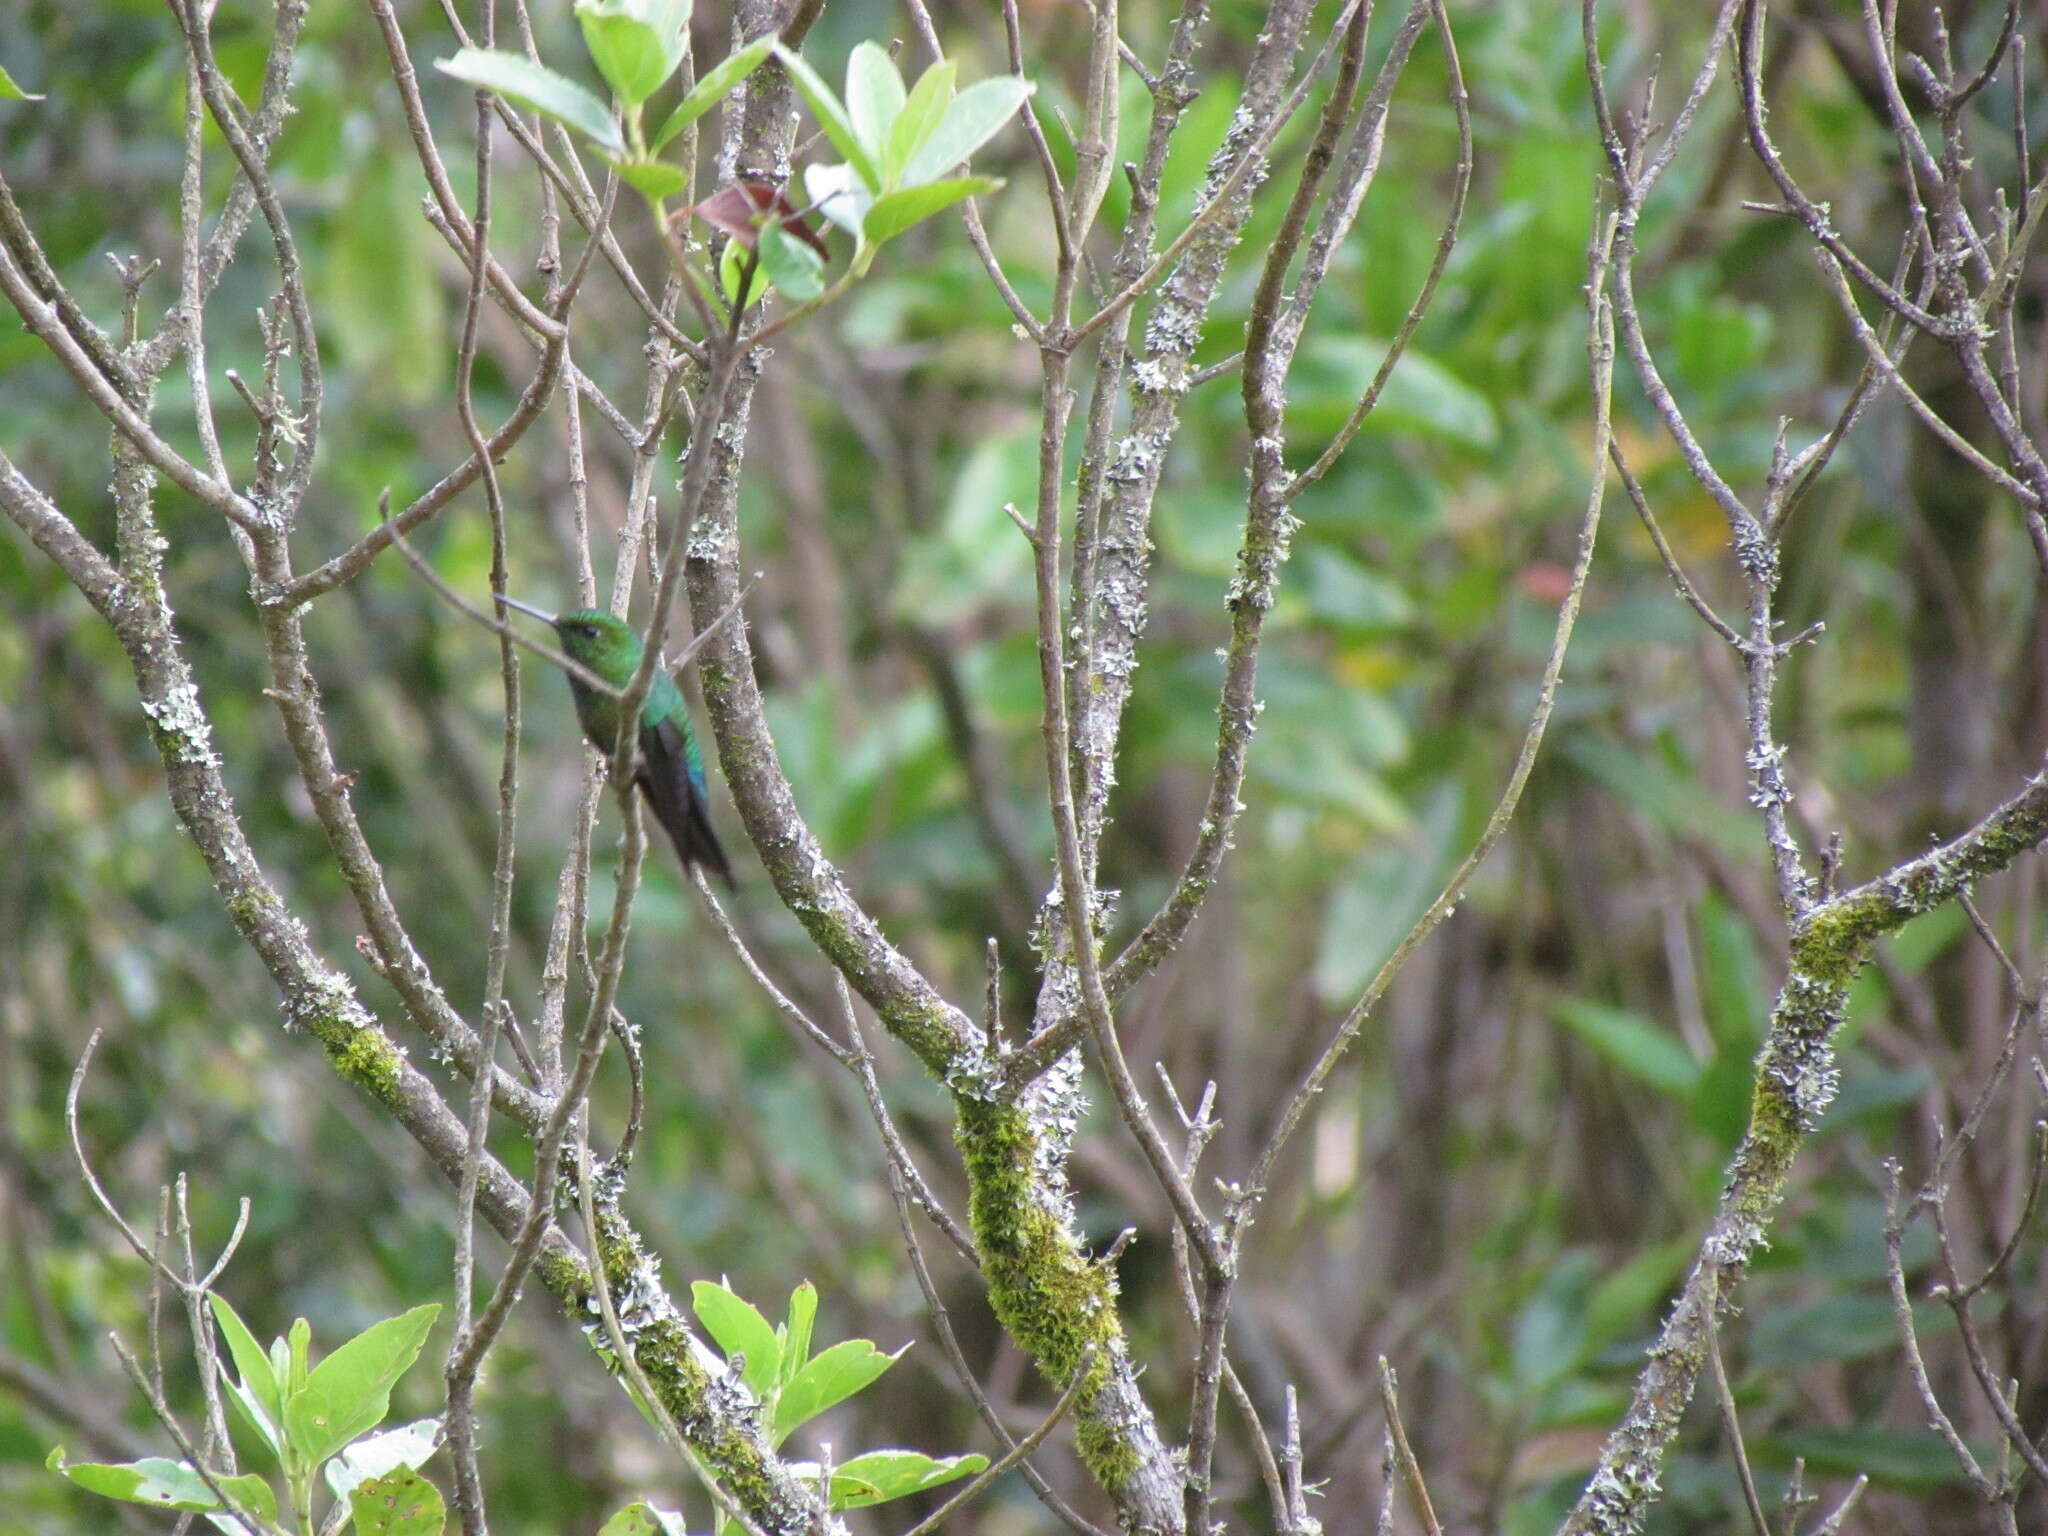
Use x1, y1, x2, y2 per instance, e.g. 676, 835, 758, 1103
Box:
106, 1338, 269, 1536
0, 242, 264, 533
1237, 222, 1614, 1209
1702, 1270, 1771, 1536
1610, 438, 1748, 650
894, 1347, 1095, 1536
1377, 1359, 1442, 1536
1288, 1, 1471, 497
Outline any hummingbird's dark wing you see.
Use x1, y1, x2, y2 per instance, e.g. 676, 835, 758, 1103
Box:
637, 715, 734, 885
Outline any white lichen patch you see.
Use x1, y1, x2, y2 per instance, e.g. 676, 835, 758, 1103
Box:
1144, 302, 1203, 358
1129, 358, 1185, 397
140, 681, 216, 764
685, 517, 736, 563
1702, 1216, 1765, 1268
942, 1043, 1001, 1100
1021, 1050, 1087, 1228
1742, 742, 1791, 807
281, 966, 379, 1038
611, 1246, 670, 1341
1106, 433, 1163, 487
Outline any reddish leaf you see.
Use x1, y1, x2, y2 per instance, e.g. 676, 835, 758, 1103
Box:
676, 182, 829, 259
1515, 562, 1575, 604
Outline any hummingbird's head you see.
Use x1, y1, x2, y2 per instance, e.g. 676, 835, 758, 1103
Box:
549, 608, 642, 677
499, 597, 642, 680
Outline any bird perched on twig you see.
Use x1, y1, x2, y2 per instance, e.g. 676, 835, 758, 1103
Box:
498, 597, 733, 885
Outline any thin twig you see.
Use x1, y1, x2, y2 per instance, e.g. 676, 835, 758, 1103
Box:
376, 491, 627, 702
1238, 238, 1615, 1208
1072, 0, 1369, 344
1609, 438, 1747, 650
1702, 1269, 1772, 1536
844, 1009, 1104, 1536
893, 1347, 1095, 1536
1377, 1358, 1442, 1536
447, 30, 512, 1523
106, 1338, 268, 1536
840, 980, 976, 1262
1288, 0, 1471, 496
697, 869, 858, 1068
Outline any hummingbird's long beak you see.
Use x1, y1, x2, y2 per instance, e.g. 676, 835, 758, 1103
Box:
496, 595, 558, 626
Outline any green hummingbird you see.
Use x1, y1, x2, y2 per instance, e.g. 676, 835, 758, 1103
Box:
499, 597, 733, 884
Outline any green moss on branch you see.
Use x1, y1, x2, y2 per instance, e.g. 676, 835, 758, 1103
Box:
1566, 769, 2048, 1535
958, 1096, 1150, 1504
534, 1198, 819, 1534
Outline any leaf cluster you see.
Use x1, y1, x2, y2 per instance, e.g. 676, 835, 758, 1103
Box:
689, 1279, 986, 1528
51, 1299, 444, 1535
436, 1, 1029, 314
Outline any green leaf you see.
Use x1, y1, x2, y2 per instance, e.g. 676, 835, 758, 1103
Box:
349, 1466, 446, 1536
1818, 1065, 1934, 1132
324, 1418, 443, 1505
1522, 1377, 1632, 1436
900, 76, 1031, 186
1696, 892, 1765, 1047
681, 250, 725, 315
691, 1280, 781, 1396
575, 0, 692, 109
1510, 1252, 1596, 1391
1294, 336, 1499, 449
844, 42, 905, 163
888, 430, 1036, 625
771, 43, 879, 190
1764, 1425, 1978, 1491
817, 1468, 882, 1506
613, 158, 689, 199
211, 1295, 284, 1443
284, 1303, 441, 1468
772, 1339, 904, 1442
1549, 996, 1700, 1099
0, 62, 42, 101
1581, 1240, 1691, 1356
46, 1449, 277, 1521
1751, 1292, 1947, 1371
718, 242, 756, 307
435, 49, 622, 156
221, 1376, 283, 1458
1246, 656, 1409, 830
1293, 546, 1414, 629
287, 1319, 311, 1397
783, 1282, 817, 1388
886, 61, 956, 184
650, 35, 774, 152
759, 223, 826, 302
1665, 266, 1771, 399
1888, 904, 1969, 975
829, 1449, 987, 1509
1313, 787, 1458, 1001
219, 1473, 278, 1527
802, 162, 872, 238
859, 177, 998, 248
1691, 1043, 1754, 1148
599, 1502, 690, 1535
1561, 735, 1758, 859
319, 153, 448, 407
50, 1449, 206, 1511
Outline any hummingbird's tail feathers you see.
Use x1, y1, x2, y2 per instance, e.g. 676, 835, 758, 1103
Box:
638, 718, 735, 886
670, 785, 735, 887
